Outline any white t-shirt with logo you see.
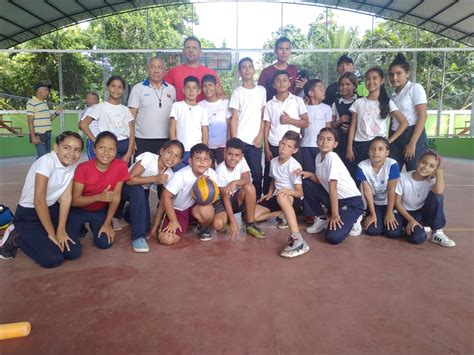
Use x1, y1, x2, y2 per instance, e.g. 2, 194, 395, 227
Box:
131, 152, 174, 190
395, 171, 435, 211
391, 81, 427, 130
301, 103, 333, 148
264, 93, 307, 146
216, 158, 251, 193
269, 156, 302, 192
199, 99, 231, 149
356, 158, 400, 205
316, 151, 360, 199
229, 85, 267, 145
349, 97, 398, 142
170, 101, 209, 151
89, 101, 135, 141
165, 165, 218, 211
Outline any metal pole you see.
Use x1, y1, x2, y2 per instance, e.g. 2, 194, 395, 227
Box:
470, 87, 474, 136
56, 32, 64, 132
412, 28, 419, 83
281, 3, 284, 30
436, 52, 447, 137
323, 7, 329, 86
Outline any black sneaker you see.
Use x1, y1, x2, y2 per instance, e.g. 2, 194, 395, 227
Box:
0, 225, 18, 260
197, 225, 212, 242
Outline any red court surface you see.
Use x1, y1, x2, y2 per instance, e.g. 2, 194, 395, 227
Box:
1, 157, 473, 354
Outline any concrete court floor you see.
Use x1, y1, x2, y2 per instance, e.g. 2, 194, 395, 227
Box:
0, 156, 473, 355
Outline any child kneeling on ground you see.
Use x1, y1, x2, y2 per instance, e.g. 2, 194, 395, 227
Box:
158, 143, 219, 245
394, 150, 455, 247
213, 138, 266, 239
255, 131, 308, 258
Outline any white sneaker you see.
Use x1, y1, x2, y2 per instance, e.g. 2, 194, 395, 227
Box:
306, 217, 327, 234
349, 215, 363, 237
430, 230, 456, 247
112, 218, 123, 231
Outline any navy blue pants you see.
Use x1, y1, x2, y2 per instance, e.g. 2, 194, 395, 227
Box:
86, 139, 95, 160
401, 192, 446, 244
135, 138, 169, 158
301, 147, 319, 173
390, 127, 427, 172
302, 179, 364, 245
13, 204, 82, 268
365, 204, 403, 238
244, 143, 263, 198
66, 207, 113, 249
117, 138, 129, 159
119, 185, 150, 241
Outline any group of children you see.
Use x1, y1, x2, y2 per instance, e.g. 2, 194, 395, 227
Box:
0, 51, 455, 268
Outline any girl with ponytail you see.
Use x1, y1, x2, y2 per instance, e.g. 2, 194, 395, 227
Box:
346, 68, 408, 172
388, 53, 429, 171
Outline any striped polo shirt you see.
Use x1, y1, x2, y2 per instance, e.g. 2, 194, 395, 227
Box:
26, 96, 52, 133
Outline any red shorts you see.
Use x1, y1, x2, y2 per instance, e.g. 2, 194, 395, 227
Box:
160, 208, 192, 236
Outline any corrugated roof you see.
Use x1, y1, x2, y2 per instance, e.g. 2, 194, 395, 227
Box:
0, 0, 472, 48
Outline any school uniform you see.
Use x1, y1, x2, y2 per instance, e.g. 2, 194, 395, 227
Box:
199, 99, 231, 164
260, 157, 302, 213
300, 103, 332, 173
215, 158, 251, 214
349, 98, 399, 166
395, 171, 446, 244
302, 151, 364, 244
262, 93, 306, 193
229, 85, 267, 197
161, 166, 218, 236
66, 159, 129, 249
12, 152, 81, 268
170, 101, 208, 165
120, 152, 174, 241
80, 105, 99, 159
88, 102, 135, 158
390, 81, 428, 170
332, 94, 358, 174
356, 158, 403, 237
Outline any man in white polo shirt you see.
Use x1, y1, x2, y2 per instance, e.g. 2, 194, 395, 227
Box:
128, 56, 176, 156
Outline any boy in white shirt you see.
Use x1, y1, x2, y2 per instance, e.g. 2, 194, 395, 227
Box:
199, 74, 231, 164
229, 57, 267, 198
255, 131, 309, 258
213, 138, 266, 239
263, 70, 308, 194
300, 79, 332, 173
169, 76, 209, 165
159, 143, 218, 245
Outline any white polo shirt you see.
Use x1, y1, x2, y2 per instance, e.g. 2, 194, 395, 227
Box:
199, 99, 231, 149
396, 171, 435, 211
128, 79, 176, 139
131, 152, 174, 190
229, 85, 267, 145
165, 165, 218, 211
269, 156, 302, 192
316, 151, 360, 199
170, 101, 209, 152
391, 81, 427, 130
216, 158, 251, 192
19, 152, 78, 208
264, 93, 307, 146
349, 97, 398, 142
300, 103, 332, 148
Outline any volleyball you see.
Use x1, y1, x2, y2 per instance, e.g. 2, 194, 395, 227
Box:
192, 176, 220, 205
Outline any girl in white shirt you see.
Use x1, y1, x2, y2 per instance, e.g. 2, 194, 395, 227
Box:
388, 53, 429, 171
394, 150, 455, 247
80, 76, 135, 164
356, 137, 402, 238
299, 128, 364, 245
347, 68, 408, 168
1, 132, 83, 267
